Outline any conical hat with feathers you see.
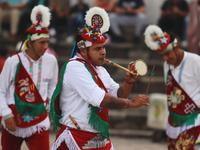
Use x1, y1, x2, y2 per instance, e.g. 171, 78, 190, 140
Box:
77, 7, 110, 48
27, 5, 51, 34
144, 25, 177, 53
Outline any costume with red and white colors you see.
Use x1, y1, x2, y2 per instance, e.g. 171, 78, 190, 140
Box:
51, 54, 117, 150
0, 5, 59, 150
0, 51, 58, 136
51, 6, 119, 150
144, 25, 200, 149
164, 51, 200, 140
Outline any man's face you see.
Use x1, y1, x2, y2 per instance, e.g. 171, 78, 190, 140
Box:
88, 43, 106, 66
161, 49, 177, 65
32, 38, 49, 56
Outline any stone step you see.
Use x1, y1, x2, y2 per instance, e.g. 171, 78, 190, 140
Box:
109, 129, 154, 138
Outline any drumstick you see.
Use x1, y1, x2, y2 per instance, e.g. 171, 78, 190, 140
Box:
69, 115, 81, 130
104, 59, 137, 75
145, 65, 155, 95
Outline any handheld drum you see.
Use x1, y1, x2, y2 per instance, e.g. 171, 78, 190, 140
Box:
131, 59, 148, 76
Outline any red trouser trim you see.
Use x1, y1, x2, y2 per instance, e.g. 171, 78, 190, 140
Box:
167, 126, 200, 150
1, 126, 49, 150
54, 125, 112, 150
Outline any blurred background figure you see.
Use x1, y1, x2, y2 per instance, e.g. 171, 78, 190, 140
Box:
93, 0, 116, 12
17, 0, 49, 40
45, 43, 58, 59
185, 0, 200, 54
65, 0, 89, 44
0, 0, 28, 40
158, 0, 189, 42
109, 0, 146, 44
49, 0, 70, 44
0, 47, 8, 74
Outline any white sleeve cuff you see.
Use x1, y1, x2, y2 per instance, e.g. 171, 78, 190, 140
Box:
1, 107, 12, 117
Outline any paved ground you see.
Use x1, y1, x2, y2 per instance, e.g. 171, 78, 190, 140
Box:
0, 131, 168, 150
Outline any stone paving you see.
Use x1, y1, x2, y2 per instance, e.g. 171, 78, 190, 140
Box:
0, 131, 168, 150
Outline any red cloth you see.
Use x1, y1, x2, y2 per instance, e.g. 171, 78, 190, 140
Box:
167, 70, 198, 115
13, 54, 48, 128
167, 126, 200, 150
1, 126, 49, 150
54, 125, 112, 150
9, 105, 48, 128
0, 56, 6, 74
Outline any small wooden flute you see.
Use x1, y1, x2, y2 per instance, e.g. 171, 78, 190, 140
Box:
69, 115, 81, 130
104, 59, 137, 75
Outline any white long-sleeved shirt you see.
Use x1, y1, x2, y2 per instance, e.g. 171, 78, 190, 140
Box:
0, 51, 58, 137
164, 51, 200, 107
164, 51, 200, 139
59, 56, 119, 133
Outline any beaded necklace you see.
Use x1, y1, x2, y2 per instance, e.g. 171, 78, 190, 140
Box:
23, 51, 42, 90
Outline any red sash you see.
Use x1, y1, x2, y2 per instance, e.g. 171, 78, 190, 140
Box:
167, 70, 198, 115
56, 125, 112, 150
9, 105, 47, 128
75, 58, 109, 123
51, 58, 109, 138
167, 70, 200, 149
13, 54, 47, 128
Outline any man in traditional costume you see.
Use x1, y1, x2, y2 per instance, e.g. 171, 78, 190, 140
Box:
50, 6, 149, 150
0, 5, 58, 150
144, 25, 200, 150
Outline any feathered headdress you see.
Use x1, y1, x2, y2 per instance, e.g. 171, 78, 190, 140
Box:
27, 5, 51, 41
17, 5, 51, 53
144, 25, 177, 54
77, 7, 110, 48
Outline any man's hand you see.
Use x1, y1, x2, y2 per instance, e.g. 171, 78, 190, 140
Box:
101, 93, 149, 109
124, 62, 138, 84
130, 94, 149, 108
5, 117, 17, 131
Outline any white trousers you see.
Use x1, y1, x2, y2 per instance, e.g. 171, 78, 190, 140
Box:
0, 8, 21, 35
109, 12, 146, 37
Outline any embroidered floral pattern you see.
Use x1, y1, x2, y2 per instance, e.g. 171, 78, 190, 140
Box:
22, 112, 34, 123
168, 87, 185, 108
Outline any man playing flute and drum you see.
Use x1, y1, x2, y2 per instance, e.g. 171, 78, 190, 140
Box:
50, 6, 149, 150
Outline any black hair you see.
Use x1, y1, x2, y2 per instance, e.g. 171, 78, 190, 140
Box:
168, 32, 176, 43
0, 47, 8, 57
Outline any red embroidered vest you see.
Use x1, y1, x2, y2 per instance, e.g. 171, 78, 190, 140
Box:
12, 54, 48, 128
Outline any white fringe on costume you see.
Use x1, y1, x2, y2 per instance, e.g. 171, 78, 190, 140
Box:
51, 128, 80, 150
1, 116, 50, 138
167, 113, 200, 139
51, 128, 115, 150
